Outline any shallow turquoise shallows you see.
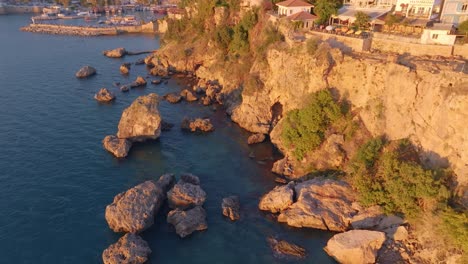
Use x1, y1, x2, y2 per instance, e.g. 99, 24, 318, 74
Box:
0, 15, 335, 264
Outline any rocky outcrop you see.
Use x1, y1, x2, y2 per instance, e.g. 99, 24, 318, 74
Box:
75, 65, 96, 78
102, 135, 132, 158
130, 76, 147, 88
117, 93, 161, 142
94, 88, 116, 102
164, 93, 182, 104
324, 230, 386, 264
258, 182, 294, 213
167, 175, 207, 209
181, 118, 214, 132
267, 237, 306, 259
247, 133, 266, 145
180, 89, 198, 102
120, 63, 130, 75
102, 233, 151, 264
221, 196, 240, 221
167, 206, 208, 238
105, 174, 175, 233
277, 178, 357, 231
103, 47, 127, 58
135, 58, 145, 65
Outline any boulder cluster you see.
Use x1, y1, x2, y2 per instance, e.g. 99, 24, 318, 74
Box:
259, 177, 407, 263
102, 93, 161, 158
103, 174, 175, 264
102, 173, 214, 263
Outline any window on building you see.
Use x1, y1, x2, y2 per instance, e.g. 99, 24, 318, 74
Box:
432, 34, 439, 39
462, 4, 468, 12
417, 7, 425, 15
290, 10, 292, 14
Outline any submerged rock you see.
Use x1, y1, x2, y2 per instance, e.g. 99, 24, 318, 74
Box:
248, 133, 266, 145
161, 120, 174, 131
117, 93, 161, 142
222, 196, 240, 221
102, 233, 151, 264
120, 85, 130, 92
277, 178, 357, 231
135, 58, 145, 65
324, 230, 386, 264
167, 206, 208, 238
164, 93, 182, 104
181, 118, 214, 132
259, 182, 295, 213
120, 63, 131, 75
94, 88, 116, 102
180, 89, 197, 102
75, 65, 96, 78
151, 79, 162, 85
267, 237, 306, 259
167, 175, 207, 210
102, 135, 132, 158
105, 174, 175, 233
103, 47, 127, 58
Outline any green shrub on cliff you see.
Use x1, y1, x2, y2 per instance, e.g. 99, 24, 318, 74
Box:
281, 90, 342, 160
350, 138, 449, 217
439, 208, 468, 256
229, 10, 258, 55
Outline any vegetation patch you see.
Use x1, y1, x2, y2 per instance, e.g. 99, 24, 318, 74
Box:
281, 89, 342, 160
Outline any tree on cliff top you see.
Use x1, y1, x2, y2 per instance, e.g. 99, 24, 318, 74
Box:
313, 0, 339, 25
459, 20, 468, 35
353, 11, 370, 30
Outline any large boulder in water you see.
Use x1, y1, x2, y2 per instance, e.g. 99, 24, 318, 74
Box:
103, 47, 127, 58
75, 65, 96, 78
248, 133, 266, 144
167, 206, 208, 238
164, 93, 182, 104
95, 88, 116, 102
102, 135, 132, 158
277, 178, 357, 231
181, 118, 214, 132
105, 174, 175, 233
222, 196, 240, 221
130, 76, 147, 88
120, 63, 131, 75
117, 93, 161, 142
324, 230, 386, 264
102, 233, 151, 264
259, 182, 295, 213
167, 175, 207, 209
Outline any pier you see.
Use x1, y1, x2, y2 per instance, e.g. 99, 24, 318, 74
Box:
20, 21, 157, 36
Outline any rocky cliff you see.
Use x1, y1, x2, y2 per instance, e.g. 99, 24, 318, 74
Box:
157, 40, 467, 195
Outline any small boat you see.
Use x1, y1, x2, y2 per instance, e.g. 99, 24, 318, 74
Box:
77, 11, 90, 16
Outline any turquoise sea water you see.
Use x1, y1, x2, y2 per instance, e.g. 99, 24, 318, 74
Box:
0, 15, 335, 263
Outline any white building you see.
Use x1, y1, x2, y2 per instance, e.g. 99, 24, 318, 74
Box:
276, 0, 313, 17
420, 23, 457, 44
440, 0, 468, 26
394, 0, 443, 20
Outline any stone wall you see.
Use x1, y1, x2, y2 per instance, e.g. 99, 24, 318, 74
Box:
453, 44, 468, 58
371, 38, 454, 57
306, 31, 370, 53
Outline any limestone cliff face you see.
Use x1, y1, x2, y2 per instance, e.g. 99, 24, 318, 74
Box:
233, 44, 468, 189
156, 40, 467, 192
